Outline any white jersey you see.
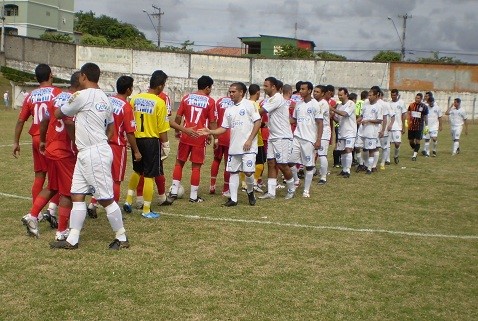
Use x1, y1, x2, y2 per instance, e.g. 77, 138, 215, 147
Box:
317, 98, 331, 141
61, 88, 113, 151
390, 99, 406, 131
361, 100, 383, 139
292, 99, 321, 143
449, 107, 467, 127
335, 100, 356, 139
262, 92, 293, 140
221, 98, 261, 155
428, 104, 443, 131
379, 100, 394, 136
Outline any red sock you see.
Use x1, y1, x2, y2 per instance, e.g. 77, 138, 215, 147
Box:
57, 205, 71, 232
30, 195, 50, 218
32, 176, 45, 202
191, 166, 201, 186
223, 171, 230, 192
50, 193, 60, 206
113, 181, 121, 202
136, 175, 144, 197
173, 163, 183, 181
210, 158, 221, 187
155, 175, 166, 195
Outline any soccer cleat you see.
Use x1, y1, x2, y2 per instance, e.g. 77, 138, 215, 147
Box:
432, 151, 437, 157
366, 170, 372, 175
189, 196, 204, 203
135, 201, 144, 209
123, 203, 132, 213
142, 212, 160, 219
394, 156, 399, 164
380, 165, 385, 170
302, 191, 310, 198
372, 167, 378, 173
385, 161, 391, 165
456, 147, 460, 154
247, 191, 256, 206
55, 229, 70, 241
424, 152, 430, 157
222, 190, 231, 198
253, 185, 264, 194
87, 207, 98, 219
21, 214, 39, 238
284, 189, 295, 200
276, 183, 286, 189
355, 164, 365, 173
161, 193, 177, 206
223, 198, 238, 207
318, 179, 327, 185
258, 193, 275, 199
338, 171, 346, 176
108, 239, 130, 250
411, 156, 417, 161
43, 212, 58, 228
421, 150, 427, 156
343, 172, 350, 178
49, 240, 78, 250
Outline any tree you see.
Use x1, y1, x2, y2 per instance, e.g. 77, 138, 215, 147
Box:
277, 44, 314, 59
316, 51, 347, 61
40, 33, 73, 44
160, 40, 195, 53
80, 34, 108, 46
372, 50, 402, 62
417, 51, 464, 64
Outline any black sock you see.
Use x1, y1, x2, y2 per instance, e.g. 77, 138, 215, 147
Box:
409, 142, 415, 149
414, 144, 420, 152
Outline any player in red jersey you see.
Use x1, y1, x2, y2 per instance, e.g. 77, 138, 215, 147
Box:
163, 75, 217, 204
21, 71, 80, 239
88, 76, 141, 218
209, 95, 233, 196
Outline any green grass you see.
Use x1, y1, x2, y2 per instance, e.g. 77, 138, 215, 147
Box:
0, 106, 477, 320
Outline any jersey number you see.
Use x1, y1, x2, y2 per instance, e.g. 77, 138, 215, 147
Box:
140, 114, 145, 132
55, 119, 65, 133
190, 107, 203, 124
33, 103, 48, 124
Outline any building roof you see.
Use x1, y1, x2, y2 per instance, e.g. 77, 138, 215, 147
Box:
239, 34, 316, 48
201, 47, 242, 56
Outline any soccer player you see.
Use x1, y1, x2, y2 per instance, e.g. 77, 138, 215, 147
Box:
209, 94, 234, 196
249, 84, 266, 193
331, 87, 356, 178
50, 63, 129, 250
21, 71, 80, 240
354, 90, 369, 171
88, 76, 141, 218
423, 96, 442, 157
258, 77, 295, 199
289, 81, 322, 197
163, 75, 217, 204
389, 89, 407, 164
445, 98, 468, 155
312, 85, 331, 184
359, 87, 383, 174
378, 91, 395, 170
13, 63, 61, 216
123, 70, 169, 218
407, 93, 429, 161
199, 82, 261, 207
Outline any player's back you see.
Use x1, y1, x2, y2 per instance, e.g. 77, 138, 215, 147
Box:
20, 86, 61, 136
178, 92, 216, 146
109, 96, 136, 146
131, 92, 169, 139
216, 96, 234, 146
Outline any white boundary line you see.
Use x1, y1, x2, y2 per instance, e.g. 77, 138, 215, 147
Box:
2, 192, 477, 240
0, 142, 30, 148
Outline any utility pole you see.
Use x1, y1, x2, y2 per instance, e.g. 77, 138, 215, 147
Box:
1, 0, 5, 52
151, 5, 164, 48
399, 13, 412, 60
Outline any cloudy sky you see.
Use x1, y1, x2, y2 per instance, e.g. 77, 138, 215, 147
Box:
75, 0, 478, 63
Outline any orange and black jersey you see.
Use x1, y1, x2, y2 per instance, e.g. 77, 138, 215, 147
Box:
408, 102, 428, 131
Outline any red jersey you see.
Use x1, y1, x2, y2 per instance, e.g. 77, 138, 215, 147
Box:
259, 99, 269, 141
19, 86, 62, 136
286, 98, 297, 133
215, 96, 234, 146
44, 91, 76, 160
177, 92, 216, 147
109, 95, 137, 146
158, 92, 172, 117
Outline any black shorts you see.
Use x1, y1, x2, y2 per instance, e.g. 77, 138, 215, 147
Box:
408, 130, 423, 140
133, 138, 160, 177
256, 146, 266, 164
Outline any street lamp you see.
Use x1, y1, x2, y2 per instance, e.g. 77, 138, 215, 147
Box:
142, 9, 159, 47
387, 16, 404, 60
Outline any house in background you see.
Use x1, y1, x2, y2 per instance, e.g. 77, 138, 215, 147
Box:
239, 34, 316, 58
2, 0, 75, 38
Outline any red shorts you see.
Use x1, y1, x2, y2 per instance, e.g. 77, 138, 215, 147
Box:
47, 155, 76, 196
32, 135, 47, 173
110, 144, 127, 182
177, 142, 206, 164
213, 144, 229, 161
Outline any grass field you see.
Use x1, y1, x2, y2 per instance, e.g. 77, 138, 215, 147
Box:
0, 106, 477, 321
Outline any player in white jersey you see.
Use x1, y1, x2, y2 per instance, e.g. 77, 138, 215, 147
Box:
50, 63, 128, 250
389, 89, 407, 164
423, 96, 442, 157
331, 87, 356, 177
358, 87, 383, 174
378, 95, 395, 169
312, 85, 331, 184
445, 98, 468, 155
289, 81, 322, 197
199, 82, 261, 207
258, 77, 296, 200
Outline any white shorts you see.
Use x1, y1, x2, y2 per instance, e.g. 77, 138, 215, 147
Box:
354, 135, 364, 148
71, 144, 114, 200
380, 135, 390, 149
337, 137, 356, 151
363, 138, 378, 150
317, 139, 330, 157
451, 126, 463, 140
227, 153, 256, 173
267, 138, 292, 164
291, 137, 315, 167
389, 130, 402, 143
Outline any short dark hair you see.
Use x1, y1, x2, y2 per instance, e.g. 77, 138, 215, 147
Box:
454, 98, 461, 104
425, 91, 433, 97
277, 80, 283, 91
391, 88, 399, 95
116, 76, 134, 95
150, 70, 168, 88
248, 84, 260, 96
349, 93, 357, 101
315, 85, 326, 93
80, 63, 101, 83
301, 81, 313, 91
198, 75, 214, 90
230, 82, 247, 95
369, 87, 380, 96
295, 81, 303, 92
35, 63, 51, 83
264, 76, 280, 89
70, 71, 81, 88
326, 84, 335, 93
282, 84, 293, 95
338, 87, 349, 95
360, 90, 368, 100
416, 93, 423, 99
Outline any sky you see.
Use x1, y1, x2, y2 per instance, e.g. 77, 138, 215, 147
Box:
75, 0, 478, 63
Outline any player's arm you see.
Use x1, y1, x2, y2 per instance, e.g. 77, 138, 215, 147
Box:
65, 118, 76, 145
243, 119, 261, 151
387, 114, 395, 132
106, 122, 114, 140
314, 118, 324, 149
198, 126, 227, 136
401, 111, 407, 134
126, 133, 141, 161
464, 117, 468, 135
445, 105, 453, 115
438, 115, 443, 131
13, 120, 25, 158
39, 116, 49, 154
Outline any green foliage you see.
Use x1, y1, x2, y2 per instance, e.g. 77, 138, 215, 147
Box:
316, 51, 347, 61
372, 50, 402, 62
417, 51, 465, 64
277, 44, 315, 58
160, 40, 195, 53
39, 33, 73, 44
80, 34, 109, 46
0, 66, 69, 84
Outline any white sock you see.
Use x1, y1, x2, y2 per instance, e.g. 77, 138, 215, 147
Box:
229, 173, 239, 202
319, 156, 328, 180
304, 170, 314, 193
367, 153, 374, 170
245, 175, 254, 193
67, 202, 87, 245
190, 185, 199, 200
356, 151, 363, 165
171, 179, 181, 194
381, 148, 389, 166
453, 141, 459, 153
267, 178, 277, 196
362, 151, 369, 167
344, 153, 352, 173
290, 166, 298, 182
394, 147, 400, 158
432, 140, 437, 152
424, 141, 430, 153
340, 154, 346, 169
48, 202, 58, 216
285, 177, 295, 192
373, 151, 379, 168
105, 202, 126, 242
